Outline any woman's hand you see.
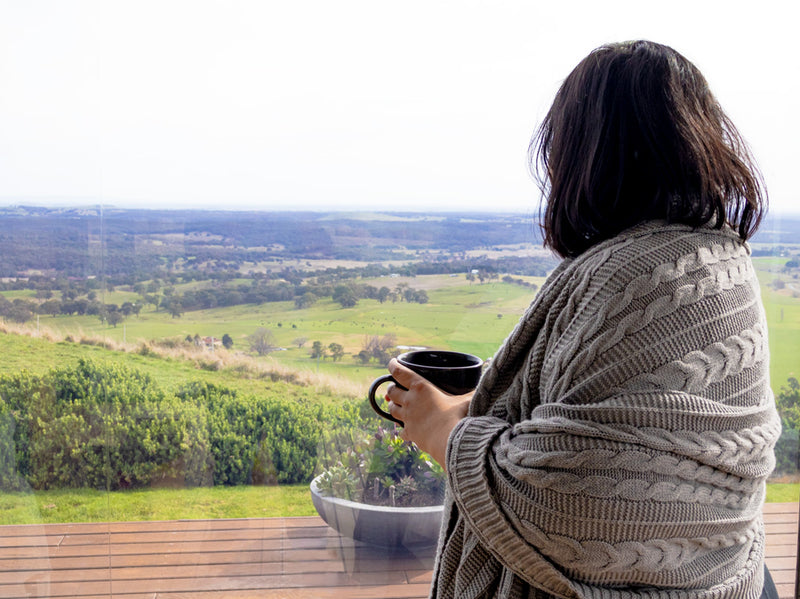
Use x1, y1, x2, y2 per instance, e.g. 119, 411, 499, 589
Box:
384, 358, 472, 469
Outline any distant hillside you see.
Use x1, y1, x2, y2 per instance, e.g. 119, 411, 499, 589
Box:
0, 205, 795, 278
750, 212, 800, 247
0, 207, 543, 277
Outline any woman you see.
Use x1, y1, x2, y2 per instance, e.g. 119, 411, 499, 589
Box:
384, 41, 781, 599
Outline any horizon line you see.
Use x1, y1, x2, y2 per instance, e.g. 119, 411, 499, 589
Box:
1, 201, 798, 218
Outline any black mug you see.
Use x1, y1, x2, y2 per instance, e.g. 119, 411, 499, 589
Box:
368, 350, 483, 425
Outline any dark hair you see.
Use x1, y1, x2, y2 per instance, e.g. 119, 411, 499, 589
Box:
530, 40, 766, 258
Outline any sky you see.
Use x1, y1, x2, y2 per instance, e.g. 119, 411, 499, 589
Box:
1, 0, 797, 215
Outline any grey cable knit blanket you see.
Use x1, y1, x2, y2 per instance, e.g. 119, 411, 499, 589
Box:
433, 222, 781, 599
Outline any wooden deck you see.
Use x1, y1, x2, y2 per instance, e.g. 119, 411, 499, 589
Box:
0, 502, 796, 599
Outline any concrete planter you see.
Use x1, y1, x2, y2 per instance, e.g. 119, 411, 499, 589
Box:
310, 475, 444, 548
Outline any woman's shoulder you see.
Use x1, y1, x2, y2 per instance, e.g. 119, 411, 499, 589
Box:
565, 220, 747, 278
523, 220, 751, 336
539, 220, 752, 324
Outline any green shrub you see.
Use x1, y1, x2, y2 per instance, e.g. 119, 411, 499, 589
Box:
775, 377, 800, 476
177, 380, 362, 486
0, 405, 27, 491
0, 360, 212, 490
0, 360, 365, 491
775, 427, 799, 474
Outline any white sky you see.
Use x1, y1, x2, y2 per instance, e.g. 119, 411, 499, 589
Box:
1, 0, 797, 214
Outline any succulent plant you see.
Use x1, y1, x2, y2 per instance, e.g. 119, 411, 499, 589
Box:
316, 426, 445, 507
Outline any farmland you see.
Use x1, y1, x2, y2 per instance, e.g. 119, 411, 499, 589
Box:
0, 207, 798, 523
0, 206, 797, 402
19, 274, 541, 384
3, 265, 798, 392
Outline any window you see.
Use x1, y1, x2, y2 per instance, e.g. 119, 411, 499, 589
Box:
1, 4, 797, 597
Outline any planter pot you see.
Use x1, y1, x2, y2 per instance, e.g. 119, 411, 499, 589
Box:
310, 475, 444, 548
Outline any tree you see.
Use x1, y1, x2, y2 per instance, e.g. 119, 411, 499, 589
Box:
403, 288, 429, 304
38, 299, 62, 316
295, 292, 316, 310
310, 341, 326, 360
328, 342, 345, 362
293, 336, 309, 349
248, 327, 277, 356
143, 294, 160, 311
86, 301, 103, 316
221, 333, 234, 349
395, 282, 409, 300
168, 300, 183, 319
361, 333, 397, 366
333, 285, 358, 308
5, 303, 33, 323
107, 311, 125, 328
363, 285, 378, 300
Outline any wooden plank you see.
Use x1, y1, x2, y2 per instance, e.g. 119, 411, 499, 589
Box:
0, 524, 327, 549
61, 584, 433, 599
774, 585, 793, 599
0, 505, 794, 599
154, 586, 433, 599
0, 533, 399, 561
769, 567, 795, 585
765, 533, 797, 548
0, 546, 432, 573
0, 517, 297, 538
765, 506, 799, 515
0, 571, 417, 597
0, 556, 438, 585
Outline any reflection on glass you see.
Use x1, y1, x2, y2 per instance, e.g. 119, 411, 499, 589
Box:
0, 207, 797, 596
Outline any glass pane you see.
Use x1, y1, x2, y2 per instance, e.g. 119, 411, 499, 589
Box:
754, 212, 800, 599
1, 6, 797, 598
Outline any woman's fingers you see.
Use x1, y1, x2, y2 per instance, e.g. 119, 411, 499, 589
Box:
387, 358, 419, 390
386, 399, 408, 432
386, 399, 400, 416
384, 382, 404, 405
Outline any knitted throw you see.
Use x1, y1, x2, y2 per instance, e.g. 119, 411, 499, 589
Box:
432, 222, 781, 599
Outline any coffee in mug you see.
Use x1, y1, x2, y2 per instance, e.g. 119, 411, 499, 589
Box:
368, 350, 483, 425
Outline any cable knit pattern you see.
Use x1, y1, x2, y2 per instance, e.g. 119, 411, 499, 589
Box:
430, 222, 780, 599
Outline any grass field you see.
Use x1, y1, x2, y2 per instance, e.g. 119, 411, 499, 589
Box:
47, 275, 540, 344
0, 324, 366, 402
0, 264, 797, 527
8, 265, 798, 392
14, 275, 547, 391
1, 482, 796, 526
755, 258, 800, 389
0, 485, 316, 525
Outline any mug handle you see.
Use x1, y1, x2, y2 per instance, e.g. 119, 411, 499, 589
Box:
368, 374, 406, 426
